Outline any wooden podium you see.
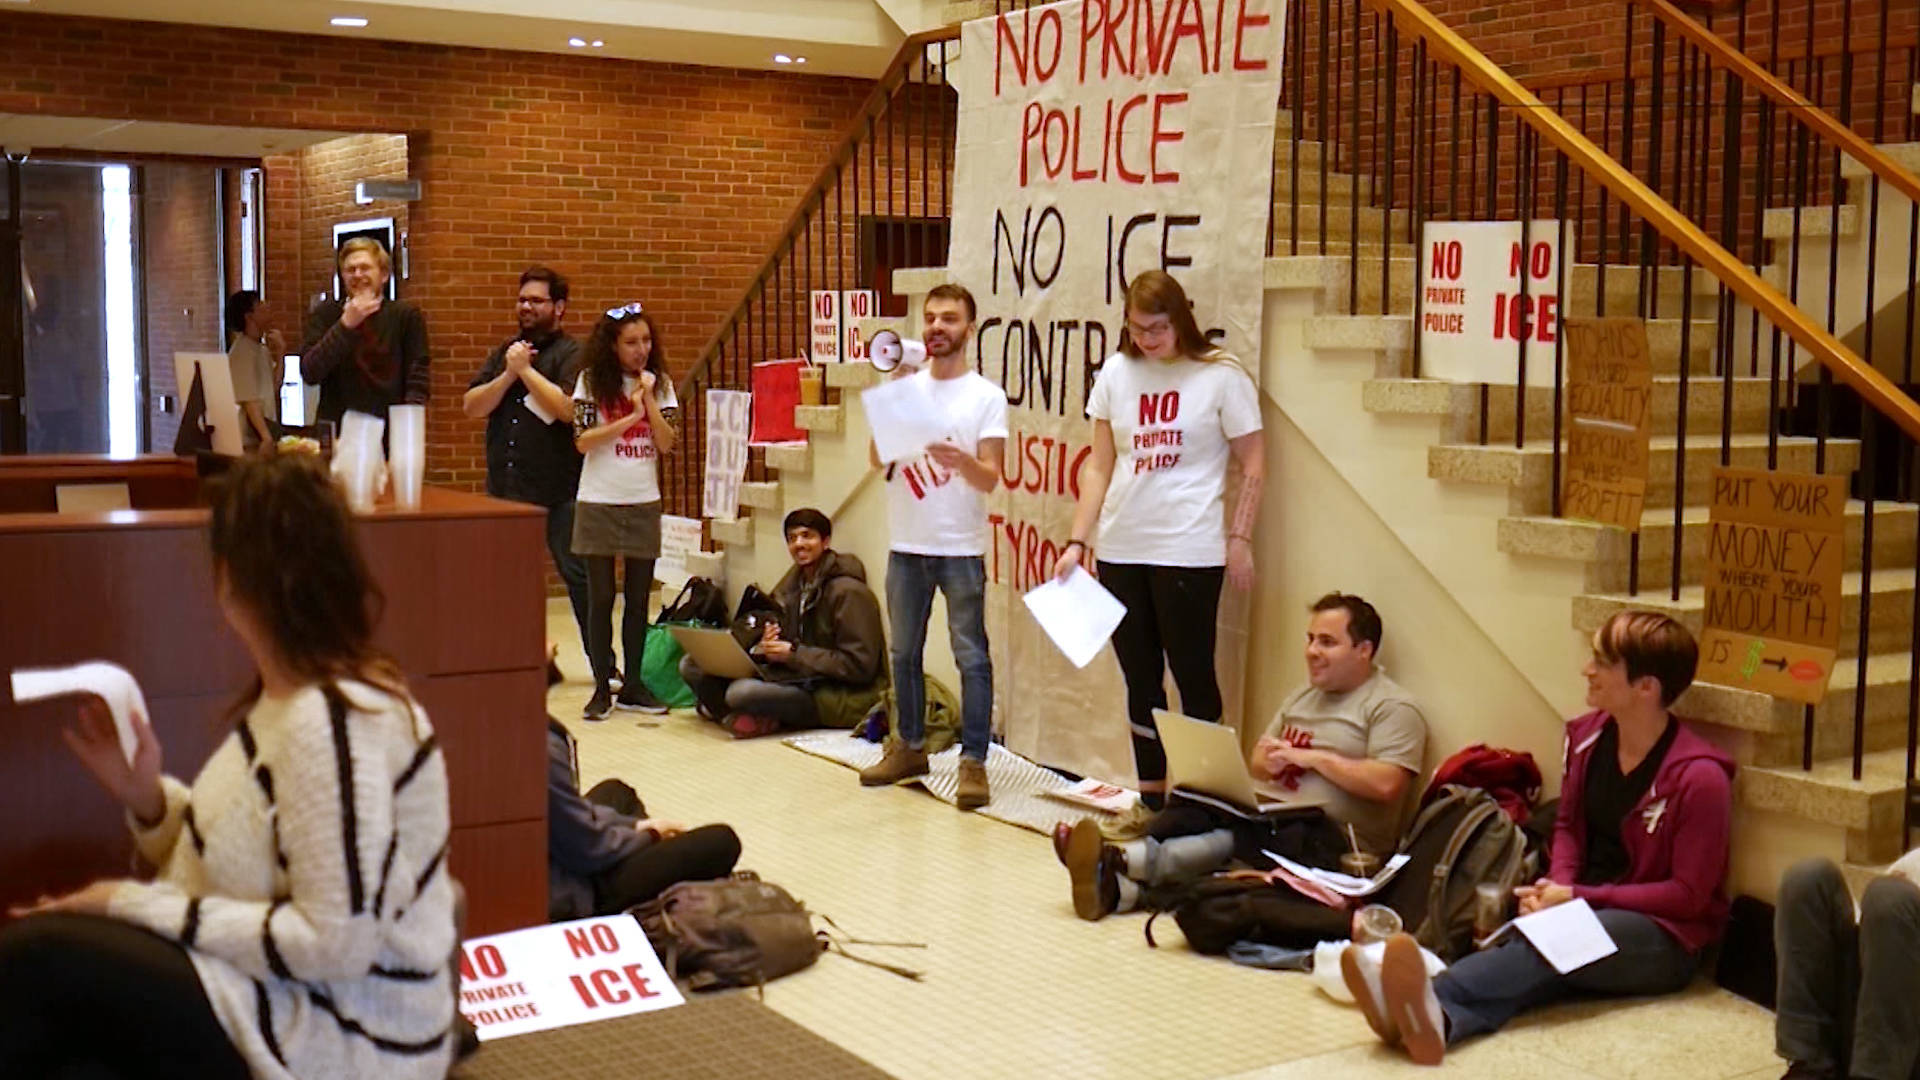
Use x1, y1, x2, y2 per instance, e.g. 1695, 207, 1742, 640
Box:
0, 456, 548, 935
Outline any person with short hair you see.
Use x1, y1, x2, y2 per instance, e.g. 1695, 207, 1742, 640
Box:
679, 507, 889, 738
0, 453, 457, 1079
300, 237, 431, 426
1348, 610, 1734, 1066
1059, 592, 1426, 920
463, 267, 594, 674
1771, 848, 1920, 1080
571, 303, 677, 721
1053, 269, 1265, 811
224, 289, 286, 449
857, 283, 1007, 810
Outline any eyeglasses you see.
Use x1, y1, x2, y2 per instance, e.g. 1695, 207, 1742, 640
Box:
605, 302, 645, 319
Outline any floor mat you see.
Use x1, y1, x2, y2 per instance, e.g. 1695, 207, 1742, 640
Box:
783, 732, 1090, 835
452, 991, 895, 1080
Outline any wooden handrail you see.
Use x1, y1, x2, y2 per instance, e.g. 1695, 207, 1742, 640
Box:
1370, 0, 1920, 443
1646, 0, 1920, 207
678, 27, 961, 399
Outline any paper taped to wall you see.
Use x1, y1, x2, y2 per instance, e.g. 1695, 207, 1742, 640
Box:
10, 661, 148, 765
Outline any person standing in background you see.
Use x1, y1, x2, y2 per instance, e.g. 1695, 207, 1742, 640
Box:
301, 238, 430, 427
224, 289, 286, 450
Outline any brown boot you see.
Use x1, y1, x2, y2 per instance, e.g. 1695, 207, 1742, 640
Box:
859, 741, 930, 786
955, 757, 990, 810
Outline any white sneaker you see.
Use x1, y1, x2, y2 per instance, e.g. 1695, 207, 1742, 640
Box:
1380, 933, 1446, 1066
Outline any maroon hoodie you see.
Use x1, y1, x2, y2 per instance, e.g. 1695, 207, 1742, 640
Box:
1546, 709, 1737, 953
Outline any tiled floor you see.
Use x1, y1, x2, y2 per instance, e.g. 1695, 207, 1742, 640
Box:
544, 601, 1782, 1080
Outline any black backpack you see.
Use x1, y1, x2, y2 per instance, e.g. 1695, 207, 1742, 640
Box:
658, 577, 727, 627
1375, 785, 1529, 961
1143, 876, 1351, 956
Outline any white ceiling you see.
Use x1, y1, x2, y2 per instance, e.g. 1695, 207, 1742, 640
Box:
0, 113, 355, 158
0, 0, 947, 79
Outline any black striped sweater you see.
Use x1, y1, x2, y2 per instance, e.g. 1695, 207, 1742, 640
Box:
107, 680, 455, 1080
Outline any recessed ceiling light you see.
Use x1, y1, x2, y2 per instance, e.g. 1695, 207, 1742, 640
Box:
591, 40, 604, 48
794, 56, 807, 64
773, 53, 793, 64
330, 16, 369, 27
568, 37, 586, 47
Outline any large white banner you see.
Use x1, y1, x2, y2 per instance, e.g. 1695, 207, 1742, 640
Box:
949, 0, 1285, 784
1419, 220, 1562, 387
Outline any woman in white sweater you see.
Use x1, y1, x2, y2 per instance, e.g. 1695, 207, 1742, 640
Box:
0, 453, 455, 1079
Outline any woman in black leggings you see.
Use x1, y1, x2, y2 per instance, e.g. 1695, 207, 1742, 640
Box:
1053, 270, 1267, 809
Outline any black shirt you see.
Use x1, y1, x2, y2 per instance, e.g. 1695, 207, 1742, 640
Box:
467, 329, 584, 508
300, 299, 432, 426
1578, 717, 1681, 886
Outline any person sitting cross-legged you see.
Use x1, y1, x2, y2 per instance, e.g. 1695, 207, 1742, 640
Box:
679, 507, 889, 738
1346, 610, 1734, 1066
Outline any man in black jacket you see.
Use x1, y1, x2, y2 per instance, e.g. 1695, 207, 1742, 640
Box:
680, 507, 889, 738
546, 718, 740, 921
300, 237, 430, 426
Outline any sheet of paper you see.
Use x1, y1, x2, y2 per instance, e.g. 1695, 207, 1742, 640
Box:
1264, 852, 1411, 898
1041, 778, 1139, 815
523, 391, 558, 425
861, 376, 948, 464
10, 661, 147, 765
1509, 898, 1618, 974
1021, 567, 1126, 669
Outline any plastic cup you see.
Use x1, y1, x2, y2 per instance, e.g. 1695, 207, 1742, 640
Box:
1351, 904, 1403, 946
1340, 852, 1382, 880
388, 404, 426, 509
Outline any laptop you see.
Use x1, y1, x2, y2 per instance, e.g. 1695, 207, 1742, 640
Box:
669, 625, 770, 681
1154, 708, 1326, 817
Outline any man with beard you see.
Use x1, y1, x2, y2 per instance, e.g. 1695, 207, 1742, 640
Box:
462, 266, 592, 675
857, 283, 1008, 811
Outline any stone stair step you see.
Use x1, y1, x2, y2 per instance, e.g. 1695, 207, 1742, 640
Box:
1571, 567, 1916, 662
1838, 139, 1920, 182
1270, 203, 1412, 244
1498, 499, 1920, 592
738, 481, 783, 512
709, 516, 755, 548
1430, 435, 1859, 516
1266, 239, 1421, 260
683, 550, 727, 585
1763, 203, 1859, 241
794, 404, 844, 434
823, 360, 883, 389
1740, 746, 1913, 863
1363, 374, 1775, 443
1270, 165, 1372, 202
765, 442, 811, 475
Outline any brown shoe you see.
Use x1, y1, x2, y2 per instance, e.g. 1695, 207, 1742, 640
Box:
1065, 820, 1121, 921
955, 757, 990, 810
858, 741, 930, 786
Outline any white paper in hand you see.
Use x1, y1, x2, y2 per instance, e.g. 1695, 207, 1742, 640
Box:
861, 376, 947, 464
523, 392, 558, 425
1022, 567, 1126, 668
1510, 898, 1618, 974
10, 661, 148, 765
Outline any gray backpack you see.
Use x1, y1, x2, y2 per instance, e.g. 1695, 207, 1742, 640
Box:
1376, 785, 1530, 961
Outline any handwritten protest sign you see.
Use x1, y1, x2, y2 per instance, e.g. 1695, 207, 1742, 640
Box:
1697, 467, 1846, 704
750, 359, 807, 445
702, 389, 751, 521
1420, 220, 1561, 387
657, 514, 704, 591
1561, 317, 1653, 531
458, 916, 684, 1042
948, 0, 1284, 782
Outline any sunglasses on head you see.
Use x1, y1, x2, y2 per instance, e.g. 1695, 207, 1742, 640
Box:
605, 302, 645, 320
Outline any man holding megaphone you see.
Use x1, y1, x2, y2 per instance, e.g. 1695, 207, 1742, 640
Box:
857, 284, 1008, 811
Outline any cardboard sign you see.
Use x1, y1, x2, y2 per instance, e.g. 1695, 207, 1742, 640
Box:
702, 389, 752, 521
657, 514, 704, 591
1561, 317, 1653, 531
808, 290, 878, 364
1420, 220, 1562, 387
457, 916, 685, 1042
948, 0, 1283, 784
750, 359, 808, 445
1696, 467, 1847, 704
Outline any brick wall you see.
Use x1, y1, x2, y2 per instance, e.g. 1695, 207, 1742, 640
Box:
142, 163, 223, 453
0, 10, 871, 484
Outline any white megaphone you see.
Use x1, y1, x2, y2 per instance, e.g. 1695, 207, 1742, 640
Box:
868, 329, 927, 374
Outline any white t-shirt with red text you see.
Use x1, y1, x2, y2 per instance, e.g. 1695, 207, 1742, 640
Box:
1086, 353, 1262, 567
883, 369, 1010, 557
573, 372, 679, 506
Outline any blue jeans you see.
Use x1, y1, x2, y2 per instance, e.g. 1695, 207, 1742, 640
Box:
545, 500, 595, 669
1434, 908, 1698, 1044
887, 552, 992, 761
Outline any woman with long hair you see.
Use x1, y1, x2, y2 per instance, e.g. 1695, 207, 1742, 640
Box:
0, 453, 457, 1079
571, 303, 678, 720
1053, 270, 1266, 809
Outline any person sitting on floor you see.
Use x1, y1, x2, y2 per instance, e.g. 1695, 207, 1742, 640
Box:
679, 507, 888, 739
547, 717, 741, 921
1772, 846, 1919, 1080
1058, 592, 1427, 920
1347, 610, 1734, 1066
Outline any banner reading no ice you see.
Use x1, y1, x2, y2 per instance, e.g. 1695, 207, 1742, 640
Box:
948, 0, 1285, 782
